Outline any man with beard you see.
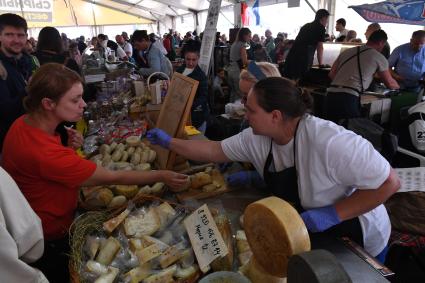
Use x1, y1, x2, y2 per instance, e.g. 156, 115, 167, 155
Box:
0, 13, 32, 154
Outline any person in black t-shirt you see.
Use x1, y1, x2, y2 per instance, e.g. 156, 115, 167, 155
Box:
283, 9, 329, 81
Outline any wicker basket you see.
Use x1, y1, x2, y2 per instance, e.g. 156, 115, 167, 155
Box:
69, 194, 199, 283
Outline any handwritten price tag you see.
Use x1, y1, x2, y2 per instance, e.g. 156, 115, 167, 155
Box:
184, 204, 228, 273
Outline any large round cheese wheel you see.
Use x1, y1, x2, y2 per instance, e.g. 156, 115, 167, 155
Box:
243, 196, 310, 277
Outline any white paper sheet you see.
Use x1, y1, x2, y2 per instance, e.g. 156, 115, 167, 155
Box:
395, 167, 425, 193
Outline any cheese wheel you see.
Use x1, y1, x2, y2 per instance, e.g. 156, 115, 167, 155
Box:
244, 197, 310, 277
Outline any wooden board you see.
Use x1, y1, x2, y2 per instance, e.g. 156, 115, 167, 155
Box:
152, 73, 199, 169
176, 185, 232, 202
174, 165, 234, 202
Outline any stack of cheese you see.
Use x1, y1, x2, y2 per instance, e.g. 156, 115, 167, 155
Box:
90, 136, 156, 171
80, 202, 200, 283
81, 136, 163, 209
80, 182, 165, 210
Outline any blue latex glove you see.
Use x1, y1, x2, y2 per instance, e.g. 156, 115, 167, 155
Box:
300, 205, 341, 233
146, 128, 171, 149
226, 170, 264, 187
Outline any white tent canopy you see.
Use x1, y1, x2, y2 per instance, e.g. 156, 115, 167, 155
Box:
85, 0, 235, 22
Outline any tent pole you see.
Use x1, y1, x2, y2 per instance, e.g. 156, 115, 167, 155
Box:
233, 2, 241, 27
91, 2, 98, 35
327, 0, 336, 39
304, 0, 316, 13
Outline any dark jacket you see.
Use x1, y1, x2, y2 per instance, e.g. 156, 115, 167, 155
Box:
176, 64, 210, 128
0, 52, 32, 152
34, 50, 80, 74
107, 40, 119, 53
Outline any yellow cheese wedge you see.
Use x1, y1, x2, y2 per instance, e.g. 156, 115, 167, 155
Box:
244, 197, 310, 277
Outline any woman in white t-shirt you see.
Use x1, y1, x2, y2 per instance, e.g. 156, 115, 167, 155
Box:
147, 77, 400, 262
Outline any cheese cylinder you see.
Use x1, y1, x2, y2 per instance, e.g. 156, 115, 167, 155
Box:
244, 197, 310, 277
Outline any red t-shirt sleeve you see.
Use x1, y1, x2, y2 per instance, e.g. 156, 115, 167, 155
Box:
39, 147, 97, 188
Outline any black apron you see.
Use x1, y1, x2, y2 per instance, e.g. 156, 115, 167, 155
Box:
262, 120, 364, 246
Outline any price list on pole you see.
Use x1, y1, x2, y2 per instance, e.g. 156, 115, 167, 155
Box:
184, 204, 228, 272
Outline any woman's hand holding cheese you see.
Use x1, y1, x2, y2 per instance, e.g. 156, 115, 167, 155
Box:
160, 170, 189, 189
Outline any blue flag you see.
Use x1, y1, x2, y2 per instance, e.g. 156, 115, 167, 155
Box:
253, 0, 260, 26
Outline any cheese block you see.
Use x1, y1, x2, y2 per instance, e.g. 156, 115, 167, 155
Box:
190, 172, 212, 190
155, 202, 176, 230
211, 215, 234, 271
94, 266, 119, 283
95, 237, 121, 265
124, 208, 160, 237
112, 185, 139, 198
124, 263, 152, 283
143, 264, 177, 283
103, 208, 130, 233
126, 136, 141, 147
244, 197, 310, 277
135, 243, 164, 264
238, 250, 253, 266
158, 245, 183, 268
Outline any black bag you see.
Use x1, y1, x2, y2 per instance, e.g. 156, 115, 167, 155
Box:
341, 118, 398, 162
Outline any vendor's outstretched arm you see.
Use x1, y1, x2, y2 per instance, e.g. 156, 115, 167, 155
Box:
147, 128, 231, 163
82, 166, 188, 189
169, 138, 231, 163
334, 168, 400, 221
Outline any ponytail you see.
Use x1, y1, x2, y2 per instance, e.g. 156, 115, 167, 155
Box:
253, 77, 313, 118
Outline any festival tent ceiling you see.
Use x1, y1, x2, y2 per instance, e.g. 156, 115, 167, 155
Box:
0, 0, 237, 27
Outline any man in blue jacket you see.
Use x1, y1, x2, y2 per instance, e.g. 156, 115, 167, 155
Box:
389, 30, 425, 92
0, 13, 32, 153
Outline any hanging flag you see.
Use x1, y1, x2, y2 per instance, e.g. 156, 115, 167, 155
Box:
241, 2, 250, 26
350, 0, 425, 25
252, 0, 260, 25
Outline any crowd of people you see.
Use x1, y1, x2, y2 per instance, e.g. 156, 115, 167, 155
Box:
1, 7, 425, 282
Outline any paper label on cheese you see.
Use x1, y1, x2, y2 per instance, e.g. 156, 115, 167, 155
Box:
184, 204, 228, 273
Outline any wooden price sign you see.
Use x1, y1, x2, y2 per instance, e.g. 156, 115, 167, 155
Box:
183, 204, 228, 273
